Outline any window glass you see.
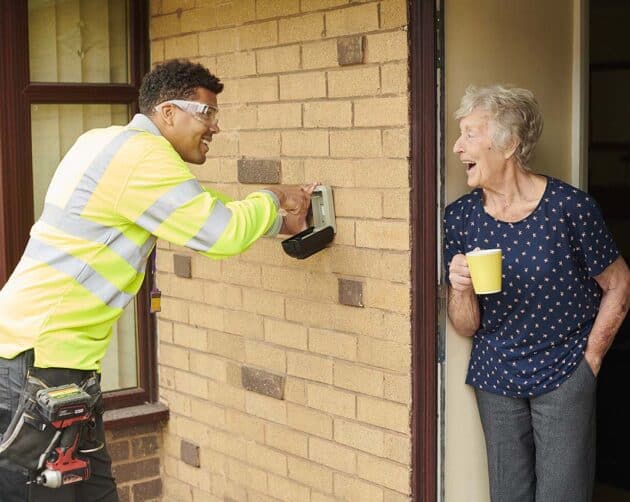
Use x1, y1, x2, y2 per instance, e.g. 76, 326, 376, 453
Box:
29, 103, 137, 392
28, 0, 129, 84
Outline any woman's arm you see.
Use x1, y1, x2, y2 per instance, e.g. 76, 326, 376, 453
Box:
585, 256, 630, 375
447, 253, 481, 337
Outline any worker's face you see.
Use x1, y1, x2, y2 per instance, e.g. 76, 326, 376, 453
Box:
164, 87, 221, 164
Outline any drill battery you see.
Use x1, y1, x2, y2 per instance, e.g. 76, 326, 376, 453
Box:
35, 383, 92, 428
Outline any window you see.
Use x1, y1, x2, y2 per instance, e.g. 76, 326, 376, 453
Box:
0, 1, 153, 409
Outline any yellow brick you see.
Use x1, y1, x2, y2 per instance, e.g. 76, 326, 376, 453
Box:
282, 130, 329, 156
224, 310, 264, 339
161, 297, 189, 323
209, 429, 247, 460
355, 97, 408, 127
226, 458, 268, 492
206, 130, 239, 156
247, 443, 288, 476
151, 40, 164, 63
328, 66, 380, 97
159, 365, 176, 389
175, 369, 209, 399
334, 361, 383, 396
304, 101, 352, 128
278, 72, 326, 100
198, 28, 238, 56
190, 352, 228, 381
237, 20, 277, 49
325, 3, 379, 37
364, 279, 410, 313
161, 388, 192, 416
242, 288, 285, 318
302, 40, 337, 69
381, 62, 408, 94
301, 0, 347, 12
355, 158, 409, 188
192, 254, 222, 280
261, 266, 307, 295
179, 7, 219, 33
159, 342, 189, 370
209, 380, 246, 410
203, 281, 242, 308
335, 419, 385, 456
156, 250, 174, 273
307, 383, 355, 418
268, 473, 310, 502
219, 104, 257, 131
256, 103, 302, 129
366, 31, 408, 63
285, 377, 307, 405
312, 493, 337, 502
280, 13, 324, 44
245, 392, 287, 424
309, 437, 356, 473
330, 129, 382, 158
287, 352, 333, 384
264, 319, 308, 350
334, 473, 384, 501
245, 340, 286, 372
225, 409, 265, 441
216, 51, 256, 78
288, 457, 333, 493
383, 373, 410, 404
308, 328, 356, 360
265, 423, 308, 457
206, 330, 245, 361
334, 188, 382, 218
150, 0, 161, 16
357, 453, 410, 494
383, 189, 409, 219
356, 220, 409, 251
236, 76, 280, 103
303, 158, 355, 186
380, 0, 408, 29
383, 127, 409, 157
178, 461, 212, 490
257, 0, 300, 19
257, 45, 301, 74
358, 337, 410, 372
188, 303, 224, 330
384, 433, 410, 464
239, 130, 281, 157
158, 318, 174, 344
357, 396, 409, 434
191, 398, 226, 427
383, 490, 412, 502
281, 159, 305, 184
287, 403, 333, 438
162, 0, 194, 13
211, 0, 256, 27
151, 13, 180, 39
164, 34, 198, 59
304, 272, 338, 302
173, 323, 208, 351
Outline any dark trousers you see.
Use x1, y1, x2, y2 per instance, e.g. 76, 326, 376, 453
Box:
0, 351, 118, 501
475, 357, 597, 502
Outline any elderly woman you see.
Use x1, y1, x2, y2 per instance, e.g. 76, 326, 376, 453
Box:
444, 85, 630, 502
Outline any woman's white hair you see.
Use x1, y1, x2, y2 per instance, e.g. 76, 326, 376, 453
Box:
455, 85, 543, 169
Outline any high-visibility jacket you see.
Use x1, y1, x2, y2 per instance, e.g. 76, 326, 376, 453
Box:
0, 114, 281, 370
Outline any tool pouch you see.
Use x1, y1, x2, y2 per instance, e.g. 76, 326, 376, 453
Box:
0, 372, 101, 472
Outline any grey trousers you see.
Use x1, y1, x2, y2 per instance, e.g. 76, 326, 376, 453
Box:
475, 357, 597, 502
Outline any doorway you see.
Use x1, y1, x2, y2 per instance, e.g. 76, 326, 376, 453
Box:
589, 1, 630, 501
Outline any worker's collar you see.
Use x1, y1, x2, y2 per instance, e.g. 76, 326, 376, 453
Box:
127, 114, 162, 136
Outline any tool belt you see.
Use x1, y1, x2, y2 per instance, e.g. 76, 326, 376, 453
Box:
0, 369, 102, 473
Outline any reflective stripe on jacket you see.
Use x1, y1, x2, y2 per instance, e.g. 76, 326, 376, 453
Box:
0, 114, 280, 370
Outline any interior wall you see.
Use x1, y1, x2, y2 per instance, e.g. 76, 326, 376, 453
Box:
443, 1, 575, 501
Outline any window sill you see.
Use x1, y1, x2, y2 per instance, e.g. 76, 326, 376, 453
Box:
103, 402, 169, 431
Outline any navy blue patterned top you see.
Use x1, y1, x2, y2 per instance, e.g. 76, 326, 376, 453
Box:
443, 177, 619, 397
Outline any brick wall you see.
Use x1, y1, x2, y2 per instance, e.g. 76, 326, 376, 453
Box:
110, 423, 164, 501
151, 0, 411, 500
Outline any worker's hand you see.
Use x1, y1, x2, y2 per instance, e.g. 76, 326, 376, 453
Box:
448, 253, 474, 292
266, 183, 318, 235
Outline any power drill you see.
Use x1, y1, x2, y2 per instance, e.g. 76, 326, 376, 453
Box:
32, 383, 93, 488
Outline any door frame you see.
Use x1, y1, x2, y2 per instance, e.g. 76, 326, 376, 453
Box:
409, 0, 439, 500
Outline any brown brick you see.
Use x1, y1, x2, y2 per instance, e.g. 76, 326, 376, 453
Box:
241, 366, 285, 400
112, 458, 160, 483
337, 36, 365, 66
117, 485, 130, 502
132, 478, 163, 501
238, 159, 281, 184
173, 254, 192, 278
132, 435, 159, 458
338, 278, 364, 307
181, 439, 200, 467
108, 440, 129, 462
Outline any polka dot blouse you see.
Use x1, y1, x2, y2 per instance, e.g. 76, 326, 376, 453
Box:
443, 177, 619, 398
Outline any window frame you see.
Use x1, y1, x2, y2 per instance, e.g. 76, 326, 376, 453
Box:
0, 0, 155, 410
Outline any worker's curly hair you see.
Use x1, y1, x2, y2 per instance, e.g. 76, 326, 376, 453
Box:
139, 59, 224, 114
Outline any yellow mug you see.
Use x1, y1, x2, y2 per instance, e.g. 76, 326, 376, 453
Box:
465, 248, 502, 294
